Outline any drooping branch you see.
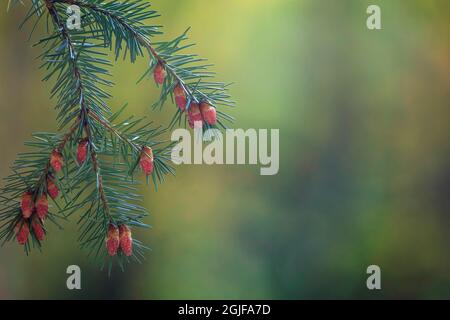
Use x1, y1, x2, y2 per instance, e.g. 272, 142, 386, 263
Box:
44, 0, 112, 216
52, 0, 235, 128
1, 0, 233, 273
56, 0, 198, 99
1, 1, 172, 267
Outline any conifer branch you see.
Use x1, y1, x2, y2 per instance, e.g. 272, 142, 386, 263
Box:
45, 0, 112, 221
52, 0, 235, 129
1, 0, 233, 273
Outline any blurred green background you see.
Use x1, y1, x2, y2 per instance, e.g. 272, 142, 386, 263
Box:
1, 0, 450, 299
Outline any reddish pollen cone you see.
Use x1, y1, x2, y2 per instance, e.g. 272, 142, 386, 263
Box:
50, 150, 64, 173
200, 102, 217, 125
106, 224, 120, 256
32, 216, 45, 241
174, 84, 187, 111
15, 220, 30, 245
77, 139, 89, 165
47, 178, 59, 200
153, 62, 166, 85
21, 192, 34, 219
119, 224, 133, 257
139, 146, 154, 176
188, 102, 203, 129
36, 193, 49, 220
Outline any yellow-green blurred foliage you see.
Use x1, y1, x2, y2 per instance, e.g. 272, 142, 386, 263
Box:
0, 0, 449, 299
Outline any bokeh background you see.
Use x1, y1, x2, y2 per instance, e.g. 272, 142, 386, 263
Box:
0, 0, 449, 299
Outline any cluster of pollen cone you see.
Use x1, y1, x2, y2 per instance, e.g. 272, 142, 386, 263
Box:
153, 62, 217, 128
15, 133, 157, 258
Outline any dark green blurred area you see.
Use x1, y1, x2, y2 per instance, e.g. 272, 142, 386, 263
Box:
0, 0, 449, 299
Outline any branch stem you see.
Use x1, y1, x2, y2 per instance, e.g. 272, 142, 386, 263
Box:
88, 111, 145, 156
45, 0, 111, 219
